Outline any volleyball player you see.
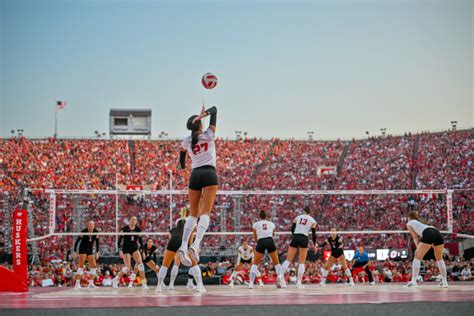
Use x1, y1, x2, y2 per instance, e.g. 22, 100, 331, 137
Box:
229, 241, 263, 287
281, 206, 317, 288
167, 208, 198, 291
319, 228, 354, 286
73, 220, 99, 289
156, 208, 205, 293
249, 210, 286, 289
404, 211, 448, 288
112, 216, 148, 289
142, 238, 159, 277
177, 106, 218, 266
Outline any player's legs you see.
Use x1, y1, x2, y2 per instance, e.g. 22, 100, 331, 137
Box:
190, 185, 218, 262
74, 254, 87, 289
156, 250, 176, 292
178, 189, 201, 266
340, 255, 354, 286
249, 252, 264, 288
229, 262, 243, 286
86, 254, 97, 288
434, 244, 448, 287
132, 250, 147, 288
320, 256, 336, 286
281, 246, 297, 274
405, 242, 432, 287
268, 250, 285, 289
295, 247, 308, 287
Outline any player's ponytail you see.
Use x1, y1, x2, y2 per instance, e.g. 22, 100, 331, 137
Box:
187, 115, 201, 149
408, 211, 429, 225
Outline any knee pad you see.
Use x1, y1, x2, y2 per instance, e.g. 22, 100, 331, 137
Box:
121, 267, 129, 274
138, 263, 145, 272
76, 268, 84, 276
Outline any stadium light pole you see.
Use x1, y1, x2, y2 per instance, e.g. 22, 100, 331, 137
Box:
380, 128, 386, 137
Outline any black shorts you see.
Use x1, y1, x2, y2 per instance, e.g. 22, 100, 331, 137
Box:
290, 234, 309, 248
78, 247, 94, 256
166, 235, 182, 253
240, 258, 252, 264
331, 250, 344, 259
122, 244, 139, 255
421, 228, 444, 246
255, 237, 277, 254
189, 166, 218, 190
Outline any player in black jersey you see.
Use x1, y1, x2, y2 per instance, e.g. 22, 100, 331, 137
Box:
73, 220, 99, 289
112, 216, 148, 289
318, 228, 354, 286
142, 238, 159, 278
156, 208, 205, 293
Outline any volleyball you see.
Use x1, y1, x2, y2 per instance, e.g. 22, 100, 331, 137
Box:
201, 72, 218, 89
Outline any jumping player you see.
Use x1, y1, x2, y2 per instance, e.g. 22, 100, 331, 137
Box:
405, 211, 448, 288
319, 228, 354, 286
177, 106, 218, 266
156, 208, 205, 293
229, 241, 263, 287
112, 216, 148, 289
73, 220, 99, 289
249, 210, 286, 289
281, 206, 317, 288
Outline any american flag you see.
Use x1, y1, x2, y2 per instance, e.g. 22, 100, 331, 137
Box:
56, 100, 67, 110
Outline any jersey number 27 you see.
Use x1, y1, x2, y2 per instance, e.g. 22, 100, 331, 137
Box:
193, 142, 208, 155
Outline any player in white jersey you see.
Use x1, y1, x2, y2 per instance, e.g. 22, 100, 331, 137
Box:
249, 210, 286, 289
281, 206, 317, 288
177, 106, 218, 267
228, 241, 263, 287
404, 211, 448, 288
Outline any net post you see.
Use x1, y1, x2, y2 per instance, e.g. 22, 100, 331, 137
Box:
169, 170, 173, 230
115, 186, 119, 251
48, 192, 56, 235
447, 189, 453, 233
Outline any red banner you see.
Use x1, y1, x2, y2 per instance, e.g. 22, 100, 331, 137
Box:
126, 185, 143, 191
13, 210, 28, 276
0, 210, 28, 292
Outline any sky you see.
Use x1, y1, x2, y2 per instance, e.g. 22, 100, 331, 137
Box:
0, 0, 472, 140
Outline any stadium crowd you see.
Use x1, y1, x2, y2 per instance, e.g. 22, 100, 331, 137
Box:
0, 129, 472, 263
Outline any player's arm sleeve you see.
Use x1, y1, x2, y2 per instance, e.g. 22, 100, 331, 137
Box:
179, 150, 186, 169
291, 223, 296, 234
74, 236, 82, 252
311, 227, 316, 244
205, 106, 217, 126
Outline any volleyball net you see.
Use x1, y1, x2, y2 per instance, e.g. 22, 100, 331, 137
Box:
22, 188, 473, 249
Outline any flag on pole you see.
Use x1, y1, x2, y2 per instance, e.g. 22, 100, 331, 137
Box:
56, 100, 67, 110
